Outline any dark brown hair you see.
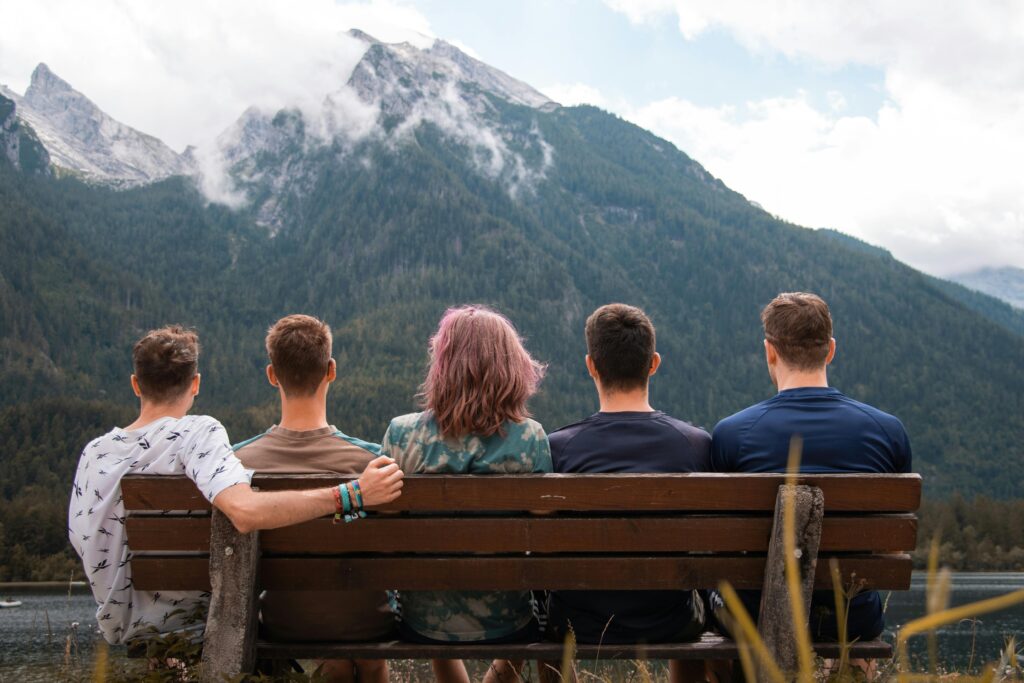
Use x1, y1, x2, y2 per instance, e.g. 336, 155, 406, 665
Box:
132, 325, 200, 403
266, 314, 333, 396
585, 303, 656, 392
761, 292, 833, 369
419, 305, 545, 438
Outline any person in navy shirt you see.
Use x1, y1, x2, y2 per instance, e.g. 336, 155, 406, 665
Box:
711, 292, 912, 648
547, 304, 711, 683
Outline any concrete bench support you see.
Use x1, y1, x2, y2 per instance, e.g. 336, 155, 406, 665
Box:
200, 509, 259, 683
758, 484, 825, 680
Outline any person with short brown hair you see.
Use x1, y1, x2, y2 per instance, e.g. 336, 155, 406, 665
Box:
711, 291, 912, 644
234, 314, 392, 683
68, 324, 404, 648
548, 303, 711, 683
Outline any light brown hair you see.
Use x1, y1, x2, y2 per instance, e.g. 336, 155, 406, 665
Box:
266, 314, 333, 396
761, 292, 833, 370
419, 305, 545, 438
585, 303, 656, 392
132, 325, 199, 403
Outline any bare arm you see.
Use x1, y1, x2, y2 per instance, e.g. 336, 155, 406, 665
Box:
213, 456, 403, 533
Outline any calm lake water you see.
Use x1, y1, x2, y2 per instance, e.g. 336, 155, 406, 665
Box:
1, 573, 1022, 681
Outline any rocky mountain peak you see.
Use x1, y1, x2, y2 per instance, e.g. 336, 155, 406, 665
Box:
28, 63, 73, 94
7, 63, 192, 186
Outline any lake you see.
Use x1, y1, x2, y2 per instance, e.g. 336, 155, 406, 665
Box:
1, 573, 1022, 681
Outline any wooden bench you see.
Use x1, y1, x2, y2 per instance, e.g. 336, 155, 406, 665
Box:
121, 472, 921, 681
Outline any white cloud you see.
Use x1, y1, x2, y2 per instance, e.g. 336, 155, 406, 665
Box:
0, 0, 436, 152
541, 82, 610, 108
602, 0, 1024, 274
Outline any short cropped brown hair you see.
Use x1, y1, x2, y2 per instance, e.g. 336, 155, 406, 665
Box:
761, 292, 833, 370
132, 325, 199, 403
585, 304, 656, 392
266, 314, 333, 396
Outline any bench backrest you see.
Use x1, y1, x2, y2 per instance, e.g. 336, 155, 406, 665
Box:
122, 473, 920, 593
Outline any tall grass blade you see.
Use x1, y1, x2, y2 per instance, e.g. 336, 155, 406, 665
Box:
718, 582, 786, 683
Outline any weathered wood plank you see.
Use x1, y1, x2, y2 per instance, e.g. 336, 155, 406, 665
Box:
121, 473, 922, 512
131, 553, 912, 592
198, 510, 259, 682
125, 514, 918, 553
253, 635, 894, 661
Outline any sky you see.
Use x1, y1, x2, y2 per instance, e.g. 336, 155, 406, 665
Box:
1, 0, 1022, 277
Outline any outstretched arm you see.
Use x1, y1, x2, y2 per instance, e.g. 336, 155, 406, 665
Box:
213, 455, 404, 533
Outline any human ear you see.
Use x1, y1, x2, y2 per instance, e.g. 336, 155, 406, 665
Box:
130, 375, 142, 398
266, 364, 278, 388
649, 352, 661, 376
825, 338, 837, 365
191, 373, 201, 397
326, 358, 337, 383
585, 354, 598, 380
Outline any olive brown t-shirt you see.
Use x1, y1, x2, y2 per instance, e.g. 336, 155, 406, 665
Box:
233, 425, 394, 641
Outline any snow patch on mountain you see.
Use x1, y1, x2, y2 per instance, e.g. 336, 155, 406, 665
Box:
4, 64, 192, 186
208, 30, 558, 228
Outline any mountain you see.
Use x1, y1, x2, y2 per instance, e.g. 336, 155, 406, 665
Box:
818, 229, 1024, 337
2, 31, 1023, 524
0, 63, 192, 186
951, 266, 1024, 310
0, 92, 50, 175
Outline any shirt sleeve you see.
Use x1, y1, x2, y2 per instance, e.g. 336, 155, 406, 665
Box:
710, 419, 738, 473
530, 431, 553, 473
896, 421, 913, 473
180, 417, 253, 503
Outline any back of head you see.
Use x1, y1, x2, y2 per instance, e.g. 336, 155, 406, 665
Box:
132, 325, 200, 404
265, 314, 333, 396
761, 292, 833, 370
420, 305, 545, 438
585, 303, 656, 392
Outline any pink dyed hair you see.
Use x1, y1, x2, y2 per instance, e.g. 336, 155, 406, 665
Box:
418, 305, 546, 438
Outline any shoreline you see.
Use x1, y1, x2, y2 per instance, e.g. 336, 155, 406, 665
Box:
0, 581, 87, 590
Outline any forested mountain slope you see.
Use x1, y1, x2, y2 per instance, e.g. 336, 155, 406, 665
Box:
2, 104, 1022, 500
2, 32, 1023, 580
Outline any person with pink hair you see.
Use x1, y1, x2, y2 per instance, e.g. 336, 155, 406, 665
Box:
380, 304, 551, 683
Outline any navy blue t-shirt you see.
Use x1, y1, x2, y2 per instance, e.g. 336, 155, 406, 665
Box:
711, 386, 911, 474
711, 386, 912, 640
547, 410, 712, 644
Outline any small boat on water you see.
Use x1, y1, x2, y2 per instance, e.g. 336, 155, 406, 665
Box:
0, 598, 22, 608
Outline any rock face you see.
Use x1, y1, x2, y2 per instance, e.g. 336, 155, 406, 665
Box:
211, 30, 558, 231
2, 64, 191, 186
0, 91, 51, 175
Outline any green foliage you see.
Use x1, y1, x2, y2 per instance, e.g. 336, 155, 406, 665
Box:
915, 496, 1024, 571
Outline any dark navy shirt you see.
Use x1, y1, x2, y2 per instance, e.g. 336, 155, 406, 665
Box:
547, 410, 712, 643
711, 387, 911, 474
711, 386, 912, 641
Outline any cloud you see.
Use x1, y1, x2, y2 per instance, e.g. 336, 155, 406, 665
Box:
541, 82, 610, 108
601, 0, 1024, 274
0, 0, 436, 151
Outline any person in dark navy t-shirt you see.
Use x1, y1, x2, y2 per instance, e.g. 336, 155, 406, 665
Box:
711, 292, 912, 648
547, 304, 711, 683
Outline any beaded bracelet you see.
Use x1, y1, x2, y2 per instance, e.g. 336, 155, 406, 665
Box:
334, 483, 357, 524
348, 481, 367, 519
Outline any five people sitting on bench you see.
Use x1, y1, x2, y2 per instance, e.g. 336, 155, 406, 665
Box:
69, 292, 912, 679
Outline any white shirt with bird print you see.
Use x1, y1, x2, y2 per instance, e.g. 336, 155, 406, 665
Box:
68, 414, 252, 644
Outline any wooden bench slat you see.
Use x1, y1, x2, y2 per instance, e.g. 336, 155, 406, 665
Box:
255, 635, 894, 660
132, 553, 911, 591
121, 473, 922, 512
126, 514, 917, 553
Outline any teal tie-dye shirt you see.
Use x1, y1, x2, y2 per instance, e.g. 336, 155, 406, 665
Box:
380, 411, 552, 642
